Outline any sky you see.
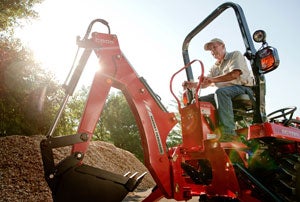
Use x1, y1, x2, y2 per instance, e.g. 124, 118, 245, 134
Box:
18, 0, 300, 117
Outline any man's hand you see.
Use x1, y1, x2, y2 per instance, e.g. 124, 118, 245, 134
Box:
201, 77, 213, 88
182, 81, 197, 89
182, 77, 213, 89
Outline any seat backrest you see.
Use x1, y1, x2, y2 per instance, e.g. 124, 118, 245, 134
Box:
232, 94, 253, 111
232, 94, 254, 123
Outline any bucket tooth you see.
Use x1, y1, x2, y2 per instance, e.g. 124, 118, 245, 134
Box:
129, 172, 138, 178
125, 171, 147, 191
124, 171, 131, 177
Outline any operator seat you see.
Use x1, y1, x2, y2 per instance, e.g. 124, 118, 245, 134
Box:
232, 93, 254, 122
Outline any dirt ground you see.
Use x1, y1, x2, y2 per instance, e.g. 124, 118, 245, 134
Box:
0, 135, 158, 201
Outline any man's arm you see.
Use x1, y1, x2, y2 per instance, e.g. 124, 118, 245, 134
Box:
182, 69, 241, 89
206, 69, 241, 84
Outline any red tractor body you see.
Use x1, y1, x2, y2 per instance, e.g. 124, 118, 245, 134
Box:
40, 2, 300, 201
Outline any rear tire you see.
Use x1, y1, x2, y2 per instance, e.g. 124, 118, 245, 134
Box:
275, 154, 300, 202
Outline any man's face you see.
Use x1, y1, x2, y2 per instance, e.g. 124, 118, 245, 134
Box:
208, 42, 224, 61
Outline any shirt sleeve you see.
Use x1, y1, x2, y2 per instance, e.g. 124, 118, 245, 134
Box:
230, 51, 254, 86
229, 51, 247, 74
207, 65, 218, 77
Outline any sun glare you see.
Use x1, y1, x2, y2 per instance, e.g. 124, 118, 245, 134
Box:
15, 0, 104, 86
20, 24, 75, 82
19, 19, 100, 87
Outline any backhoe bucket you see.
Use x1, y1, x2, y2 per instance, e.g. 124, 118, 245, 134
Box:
40, 135, 146, 202
44, 155, 146, 202
52, 165, 128, 201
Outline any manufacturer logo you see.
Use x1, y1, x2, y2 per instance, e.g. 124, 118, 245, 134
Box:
144, 102, 164, 154
94, 38, 114, 45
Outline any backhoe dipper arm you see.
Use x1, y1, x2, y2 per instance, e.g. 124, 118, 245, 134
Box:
72, 32, 178, 197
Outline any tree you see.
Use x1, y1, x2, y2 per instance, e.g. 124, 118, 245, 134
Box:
0, 38, 62, 135
100, 91, 144, 161
53, 86, 89, 136
167, 125, 182, 147
0, 0, 61, 136
0, 0, 42, 35
166, 100, 182, 147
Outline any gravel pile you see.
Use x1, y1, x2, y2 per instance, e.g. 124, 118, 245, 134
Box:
0, 135, 155, 201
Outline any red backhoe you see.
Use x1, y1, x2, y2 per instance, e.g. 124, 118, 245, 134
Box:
40, 2, 300, 201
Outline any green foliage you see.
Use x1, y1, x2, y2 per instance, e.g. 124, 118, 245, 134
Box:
167, 125, 182, 147
166, 99, 182, 147
0, 37, 62, 136
0, 0, 42, 34
0, 0, 59, 136
54, 86, 88, 136
100, 91, 144, 161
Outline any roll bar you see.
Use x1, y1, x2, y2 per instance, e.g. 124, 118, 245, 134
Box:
182, 2, 256, 81
181, 2, 268, 123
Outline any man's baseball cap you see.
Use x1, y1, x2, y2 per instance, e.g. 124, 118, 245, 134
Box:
204, 38, 224, 50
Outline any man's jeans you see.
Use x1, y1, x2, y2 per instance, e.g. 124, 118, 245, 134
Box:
200, 85, 253, 136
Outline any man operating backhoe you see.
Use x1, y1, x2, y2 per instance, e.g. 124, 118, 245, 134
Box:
184, 38, 254, 142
